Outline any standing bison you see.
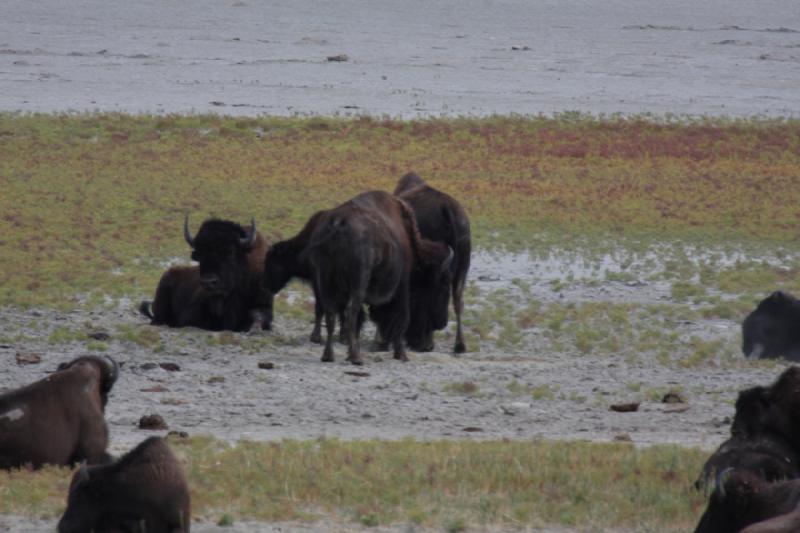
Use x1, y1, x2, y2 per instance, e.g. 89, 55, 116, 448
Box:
305, 190, 452, 365
742, 291, 800, 361
394, 172, 471, 353
0, 355, 118, 469
140, 215, 272, 332
58, 436, 191, 533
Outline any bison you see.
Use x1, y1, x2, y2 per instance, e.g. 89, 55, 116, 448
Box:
695, 385, 800, 490
394, 172, 471, 353
694, 469, 800, 533
305, 190, 452, 365
140, 215, 272, 332
742, 291, 800, 361
263, 210, 363, 343
58, 436, 191, 533
0, 355, 118, 469
741, 505, 800, 533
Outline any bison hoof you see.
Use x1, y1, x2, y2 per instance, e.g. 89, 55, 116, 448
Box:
349, 358, 364, 366
454, 341, 466, 354
394, 353, 409, 362
310, 333, 323, 344
321, 352, 334, 363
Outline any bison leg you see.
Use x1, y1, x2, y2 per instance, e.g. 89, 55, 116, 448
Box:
310, 281, 324, 344
453, 275, 467, 354
344, 298, 364, 365
321, 311, 336, 362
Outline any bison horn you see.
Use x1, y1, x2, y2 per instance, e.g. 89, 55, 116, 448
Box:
104, 355, 119, 388
715, 467, 734, 498
183, 213, 195, 248
440, 245, 454, 274
240, 218, 257, 248
75, 461, 90, 487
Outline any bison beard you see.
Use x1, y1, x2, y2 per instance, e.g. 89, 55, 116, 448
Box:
305, 191, 451, 365
0, 356, 117, 470
140, 216, 272, 332
394, 172, 471, 354
58, 436, 191, 533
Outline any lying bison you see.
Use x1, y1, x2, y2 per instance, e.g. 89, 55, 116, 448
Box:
743, 291, 800, 361
394, 172, 471, 353
305, 191, 452, 365
0, 355, 118, 469
695, 469, 800, 533
58, 436, 191, 533
695, 385, 800, 490
140, 215, 272, 332
263, 210, 363, 342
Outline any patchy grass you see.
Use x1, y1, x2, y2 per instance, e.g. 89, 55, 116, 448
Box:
0, 436, 708, 532
2, 113, 800, 308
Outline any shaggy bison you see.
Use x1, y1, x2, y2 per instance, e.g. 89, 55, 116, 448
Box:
58, 436, 190, 533
394, 172, 471, 353
695, 385, 800, 490
0, 356, 118, 469
694, 470, 800, 533
742, 291, 800, 361
305, 191, 452, 365
140, 215, 271, 332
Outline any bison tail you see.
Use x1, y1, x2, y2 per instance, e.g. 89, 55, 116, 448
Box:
139, 300, 154, 320
398, 198, 445, 266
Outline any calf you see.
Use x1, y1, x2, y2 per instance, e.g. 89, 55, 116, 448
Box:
58, 436, 191, 533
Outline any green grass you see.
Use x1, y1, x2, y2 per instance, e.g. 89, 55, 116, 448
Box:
2, 113, 800, 308
0, 436, 709, 532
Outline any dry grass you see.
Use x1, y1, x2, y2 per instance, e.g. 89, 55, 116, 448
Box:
0, 436, 708, 531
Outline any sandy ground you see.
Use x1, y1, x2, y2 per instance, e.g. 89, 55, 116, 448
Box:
1, 0, 799, 118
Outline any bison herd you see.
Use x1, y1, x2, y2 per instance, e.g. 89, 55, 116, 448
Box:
3, 171, 800, 530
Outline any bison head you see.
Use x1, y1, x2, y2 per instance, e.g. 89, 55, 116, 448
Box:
406, 242, 454, 352
57, 356, 119, 410
731, 386, 771, 438
742, 291, 800, 360
263, 241, 297, 294
58, 464, 103, 533
184, 215, 257, 296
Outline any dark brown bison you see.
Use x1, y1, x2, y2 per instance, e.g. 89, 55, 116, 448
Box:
305, 191, 452, 365
695, 385, 800, 491
694, 470, 800, 533
140, 215, 272, 332
263, 210, 363, 343
741, 505, 800, 533
742, 291, 800, 361
58, 436, 190, 533
394, 172, 471, 353
0, 355, 118, 469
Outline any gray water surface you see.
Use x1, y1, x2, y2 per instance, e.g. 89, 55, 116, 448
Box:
1, 0, 799, 117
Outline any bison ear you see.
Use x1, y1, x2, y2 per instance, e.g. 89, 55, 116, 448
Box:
770, 291, 787, 303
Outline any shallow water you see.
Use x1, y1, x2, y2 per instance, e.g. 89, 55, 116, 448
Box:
1, 0, 799, 117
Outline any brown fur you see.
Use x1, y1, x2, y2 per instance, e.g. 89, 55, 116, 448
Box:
0, 356, 117, 469
58, 436, 190, 533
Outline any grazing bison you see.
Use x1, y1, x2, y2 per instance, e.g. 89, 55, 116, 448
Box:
695, 385, 800, 490
0, 356, 118, 469
263, 210, 363, 343
58, 436, 190, 533
394, 172, 471, 353
140, 215, 272, 332
742, 291, 800, 361
305, 190, 452, 365
694, 470, 800, 533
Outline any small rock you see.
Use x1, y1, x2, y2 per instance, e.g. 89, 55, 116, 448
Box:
140, 363, 158, 371
159, 362, 181, 372
141, 385, 169, 393
258, 361, 275, 370
665, 404, 691, 414
511, 45, 531, 51
167, 430, 189, 439
501, 402, 530, 415
139, 414, 168, 430
160, 398, 184, 405
327, 54, 349, 62
661, 391, 686, 404
614, 433, 633, 442
210, 101, 225, 106
344, 370, 370, 377
361, 412, 374, 419
477, 275, 500, 282
610, 402, 640, 413
87, 330, 110, 341
208, 376, 225, 384
462, 426, 484, 432
15, 352, 41, 365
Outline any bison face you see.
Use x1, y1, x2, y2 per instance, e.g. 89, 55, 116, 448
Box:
185, 216, 257, 296
731, 386, 771, 438
694, 469, 761, 533
742, 291, 800, 360
406, 244, 454, 352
